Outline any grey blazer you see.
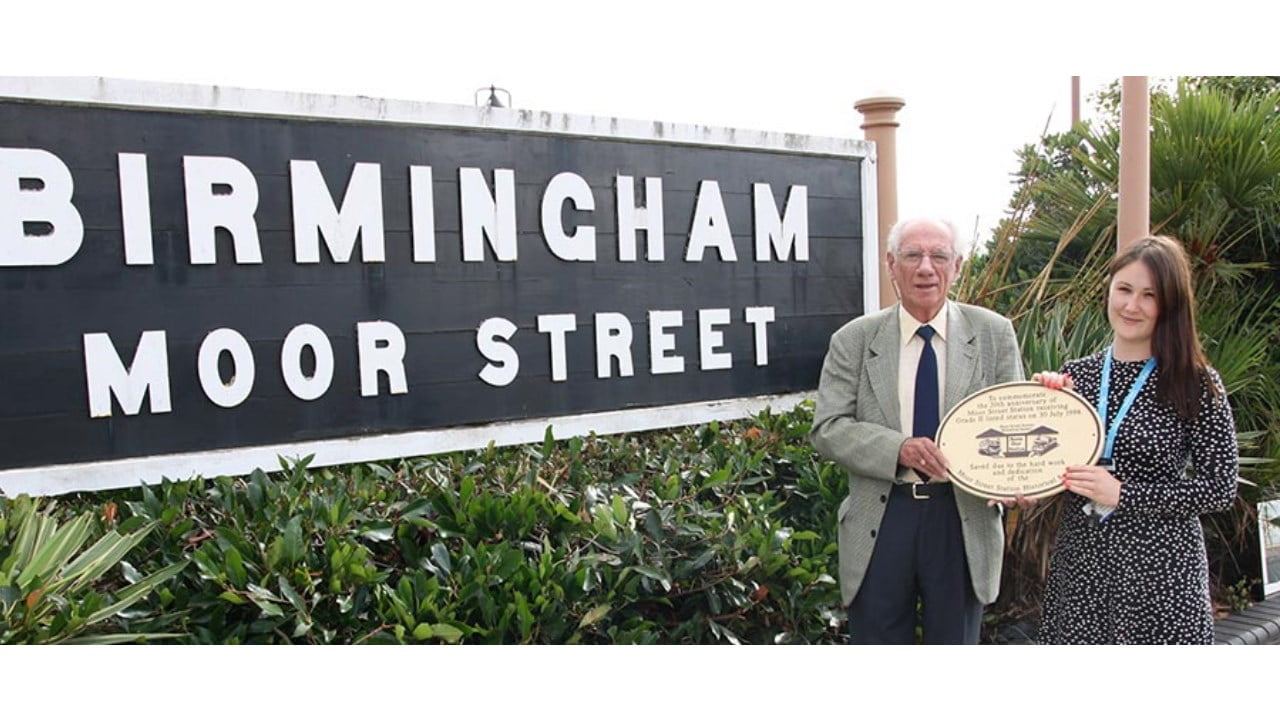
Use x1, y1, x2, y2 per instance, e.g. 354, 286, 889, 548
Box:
811, 302, 1024, 606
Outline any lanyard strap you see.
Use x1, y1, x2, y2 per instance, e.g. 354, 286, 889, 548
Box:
1098, 347, 1156, 460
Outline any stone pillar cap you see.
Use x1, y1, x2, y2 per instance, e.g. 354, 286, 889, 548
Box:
854, 96, 906, 111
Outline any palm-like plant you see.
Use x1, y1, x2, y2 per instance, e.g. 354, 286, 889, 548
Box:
0, 495, 188, 643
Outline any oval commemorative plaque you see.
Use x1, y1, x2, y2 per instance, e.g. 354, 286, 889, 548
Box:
936, 381, 1103, 501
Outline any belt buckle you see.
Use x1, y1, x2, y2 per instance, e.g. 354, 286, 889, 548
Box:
911, 482, 930, 500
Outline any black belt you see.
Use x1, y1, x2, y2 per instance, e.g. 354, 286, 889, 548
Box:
892, 482, 953, 501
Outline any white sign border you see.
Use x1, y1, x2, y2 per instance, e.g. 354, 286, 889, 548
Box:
1, 392, 814, 497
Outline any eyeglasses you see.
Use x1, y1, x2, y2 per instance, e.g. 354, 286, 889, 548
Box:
897, 250, 955, 267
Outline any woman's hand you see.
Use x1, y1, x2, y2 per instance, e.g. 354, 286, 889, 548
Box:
1062, 464, 1121, 507
988, 495, 1038, 510
1032, 371, 1073, 391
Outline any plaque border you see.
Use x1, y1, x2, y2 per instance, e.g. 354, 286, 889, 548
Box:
936, 380, 1103, 501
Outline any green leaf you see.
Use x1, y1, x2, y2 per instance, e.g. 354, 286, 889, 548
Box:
550, 503, 579, 527
399, 498, 433, 521
643, 507, 664, 538
191, 548, 223, 582
412, 623, 435, 640
359, 522, 394, 542
577, 604, 611, 629
513, 592, 534, 638
62, 523, 158, 594
541, 425, 556, 459
630, 565, 672, 592
282, 516, 304, 565
431, 623, 464, 644
247, 469, 267, 510
116, 516, 146, 534
251, 598, 286, 618
10, 503, 49, 568
594, 512, 616, 542
62, 633, 187, 645
119, 561, 142, 585
224, 547, 247, 587
278, 576, 308, 615
708, 619, 742, 646
16, 513, 94, 590
689, 548, 717, 571
706, 466, 732, 486
75, 560, 189, 630
219, 590, 247, 605
246, 583, 281, 602
430, 543, 452, 576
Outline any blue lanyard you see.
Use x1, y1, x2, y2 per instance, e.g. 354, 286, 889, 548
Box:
1097, 347, 1156, 461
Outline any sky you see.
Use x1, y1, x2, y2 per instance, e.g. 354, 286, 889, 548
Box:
6, 1, 1266, 257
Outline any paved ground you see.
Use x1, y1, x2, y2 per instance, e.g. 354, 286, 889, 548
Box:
986, 594, 1280, 644
1213, 594, 1280, 645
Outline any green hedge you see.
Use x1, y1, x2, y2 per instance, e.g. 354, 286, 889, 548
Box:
1, 402, 851, 644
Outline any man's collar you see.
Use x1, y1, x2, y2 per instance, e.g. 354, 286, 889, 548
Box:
898, 301, 949, 347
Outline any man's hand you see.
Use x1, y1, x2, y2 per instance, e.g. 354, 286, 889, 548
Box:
898, 437, 949, 480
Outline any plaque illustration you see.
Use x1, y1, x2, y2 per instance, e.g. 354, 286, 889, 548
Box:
976, 426, 1059, 458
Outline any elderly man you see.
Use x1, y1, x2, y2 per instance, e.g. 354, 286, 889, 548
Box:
811, 217, 1023, 644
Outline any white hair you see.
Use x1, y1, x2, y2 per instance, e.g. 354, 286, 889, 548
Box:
886, 217, 967, 261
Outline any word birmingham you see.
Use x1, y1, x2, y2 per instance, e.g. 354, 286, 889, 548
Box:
0, 148, 810, 267
2, 148, 803, 418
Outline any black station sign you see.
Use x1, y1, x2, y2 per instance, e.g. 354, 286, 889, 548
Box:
0, 79, 873, 495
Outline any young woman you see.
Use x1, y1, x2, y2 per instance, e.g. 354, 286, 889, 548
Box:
1033, 236, 1238, 644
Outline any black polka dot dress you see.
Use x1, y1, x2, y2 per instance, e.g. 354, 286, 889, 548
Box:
1037, 350, 1239, 644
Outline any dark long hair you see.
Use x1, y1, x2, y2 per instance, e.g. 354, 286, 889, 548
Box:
1108, 236, 1217, 419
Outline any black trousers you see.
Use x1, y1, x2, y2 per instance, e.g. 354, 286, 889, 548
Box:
847, 483, 983, 644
